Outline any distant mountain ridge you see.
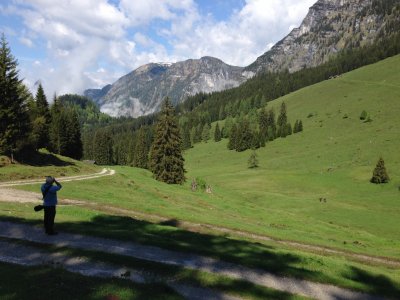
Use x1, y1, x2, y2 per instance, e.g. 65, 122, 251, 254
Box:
86, 57, 250, 117
85, 0, 400, 117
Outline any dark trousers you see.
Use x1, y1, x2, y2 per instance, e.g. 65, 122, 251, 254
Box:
44, 206, 56, 233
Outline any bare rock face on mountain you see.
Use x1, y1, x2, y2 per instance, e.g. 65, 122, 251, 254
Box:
86, 57, 249, 117
246, 0, 398, 73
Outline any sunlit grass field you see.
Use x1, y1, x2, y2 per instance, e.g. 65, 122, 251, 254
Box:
15, 54, 400, 258
2, 55, 400, 296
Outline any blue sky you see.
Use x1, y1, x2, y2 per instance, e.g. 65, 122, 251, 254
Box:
0, 0, 316, 97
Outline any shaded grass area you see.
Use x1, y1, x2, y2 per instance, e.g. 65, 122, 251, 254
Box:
1, 237, 309, 300
1, 204, 399, 299
0, 261, 181, 300
0, 150, 100, 182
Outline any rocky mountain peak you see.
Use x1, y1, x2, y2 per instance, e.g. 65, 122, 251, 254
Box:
246, 0, 381, 73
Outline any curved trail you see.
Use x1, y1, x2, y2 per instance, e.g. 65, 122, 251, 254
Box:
0, 221, 385, 300
0, 168, 115, 187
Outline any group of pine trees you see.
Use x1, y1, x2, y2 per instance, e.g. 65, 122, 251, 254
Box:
0, 35, 82, 161
228, 102, 303, 152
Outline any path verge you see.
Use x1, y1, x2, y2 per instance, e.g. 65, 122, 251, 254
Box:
0, 221, 385, 300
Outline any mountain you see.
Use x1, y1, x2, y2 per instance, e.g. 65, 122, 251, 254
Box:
85, 0, 400, 118
84, 84, 112, 104
246, 0, 400, 73
86, 57, 250, 117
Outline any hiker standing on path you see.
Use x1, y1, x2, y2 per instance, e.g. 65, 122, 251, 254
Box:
41, 176, 62, 235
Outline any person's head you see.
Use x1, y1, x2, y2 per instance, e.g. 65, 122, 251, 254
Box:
45, 176, 54, 184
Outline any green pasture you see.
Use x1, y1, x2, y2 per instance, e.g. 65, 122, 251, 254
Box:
14, 55, 400, 259
0, 150, 100, 181
1, 55, 400, 296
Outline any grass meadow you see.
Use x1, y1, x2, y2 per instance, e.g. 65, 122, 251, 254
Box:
1, 55, 400, 297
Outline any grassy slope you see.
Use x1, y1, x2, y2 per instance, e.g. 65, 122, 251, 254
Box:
0, 150, 101, 181
4, 55, 400, 296
22, 54, 400, 258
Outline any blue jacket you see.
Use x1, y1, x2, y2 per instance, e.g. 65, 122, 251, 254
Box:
41, 183, 62, 206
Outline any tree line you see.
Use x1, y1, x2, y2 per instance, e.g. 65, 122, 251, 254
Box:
0, 34, 82, 162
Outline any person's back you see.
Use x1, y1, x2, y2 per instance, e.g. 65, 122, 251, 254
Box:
41, 176, 62, 235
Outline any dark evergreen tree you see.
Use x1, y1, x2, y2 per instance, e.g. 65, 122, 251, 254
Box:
293, 120, 299, 133
64, 108, 82, 160
214, 122, 222, 142
227, 123, 238, 150
277, 102, 288, 138
133, 127, 148, 168
149, 98, 185, 184
266, 109, 276, 141
259, 108, 268, 143
181, 126, 192, 150
370, 157, 390, 184
248, 150, 259, 168
0, 34, 31, 160
235, 119, 253, 152
202, 123, 211, 142
93, 129, 113, 165
298, 120, 303, 132
32, 84, 51, 149
286, 123, 292, 136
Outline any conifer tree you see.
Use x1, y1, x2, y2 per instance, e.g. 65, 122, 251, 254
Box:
32, 83, 50, 149
236, 119, 253, 152
248, 150, 259, 168
293, 120, 299, 133
149, 98, 185, 184
227, 123, 238, 150
93, 129, 113, 165
202, 123, 211, 142
35, 83, 51, 122
298, 120, 303, 132
370, 157, 390, 184
0, 34, 31, 160
266, 109, 276, 141
181, 126, 192, 150
214, 123, 222, 142
259, 108, 268, 140
277, 102, 288, 138
64, 108, 82, 160
133, 127, 148, 168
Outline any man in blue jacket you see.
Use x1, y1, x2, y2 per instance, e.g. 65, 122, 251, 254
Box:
41, 176, 62, 235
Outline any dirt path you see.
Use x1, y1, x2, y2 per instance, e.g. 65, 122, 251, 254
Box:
0, 185, 399, 268
0, 221, 385, 300
0, 168, 115, 187
0, 239, 240, 300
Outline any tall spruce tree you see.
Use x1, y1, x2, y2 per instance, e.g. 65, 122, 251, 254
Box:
370, 157, 390, 184
266, 109, 276, 141
227, 123, 238, 150
133, 127, 148, 168
64, 108, 82, 160
0, 34, 31, 160
93, 129, 113, 165
32, 83, 51, 149
277, 102, 288, 138
202, 123, 211, 143
149, 98, 185, 184
214, 122, 222, 142
181, 126, 192, 150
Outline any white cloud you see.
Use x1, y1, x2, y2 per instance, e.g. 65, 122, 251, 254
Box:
165, 0, 316, 66
6, 0, 316, 98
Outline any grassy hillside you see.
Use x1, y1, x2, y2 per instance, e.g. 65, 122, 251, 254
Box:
3, 55, 400, 296
0, 150, 100, 181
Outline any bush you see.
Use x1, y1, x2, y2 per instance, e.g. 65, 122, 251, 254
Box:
360, 110, 368, 120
